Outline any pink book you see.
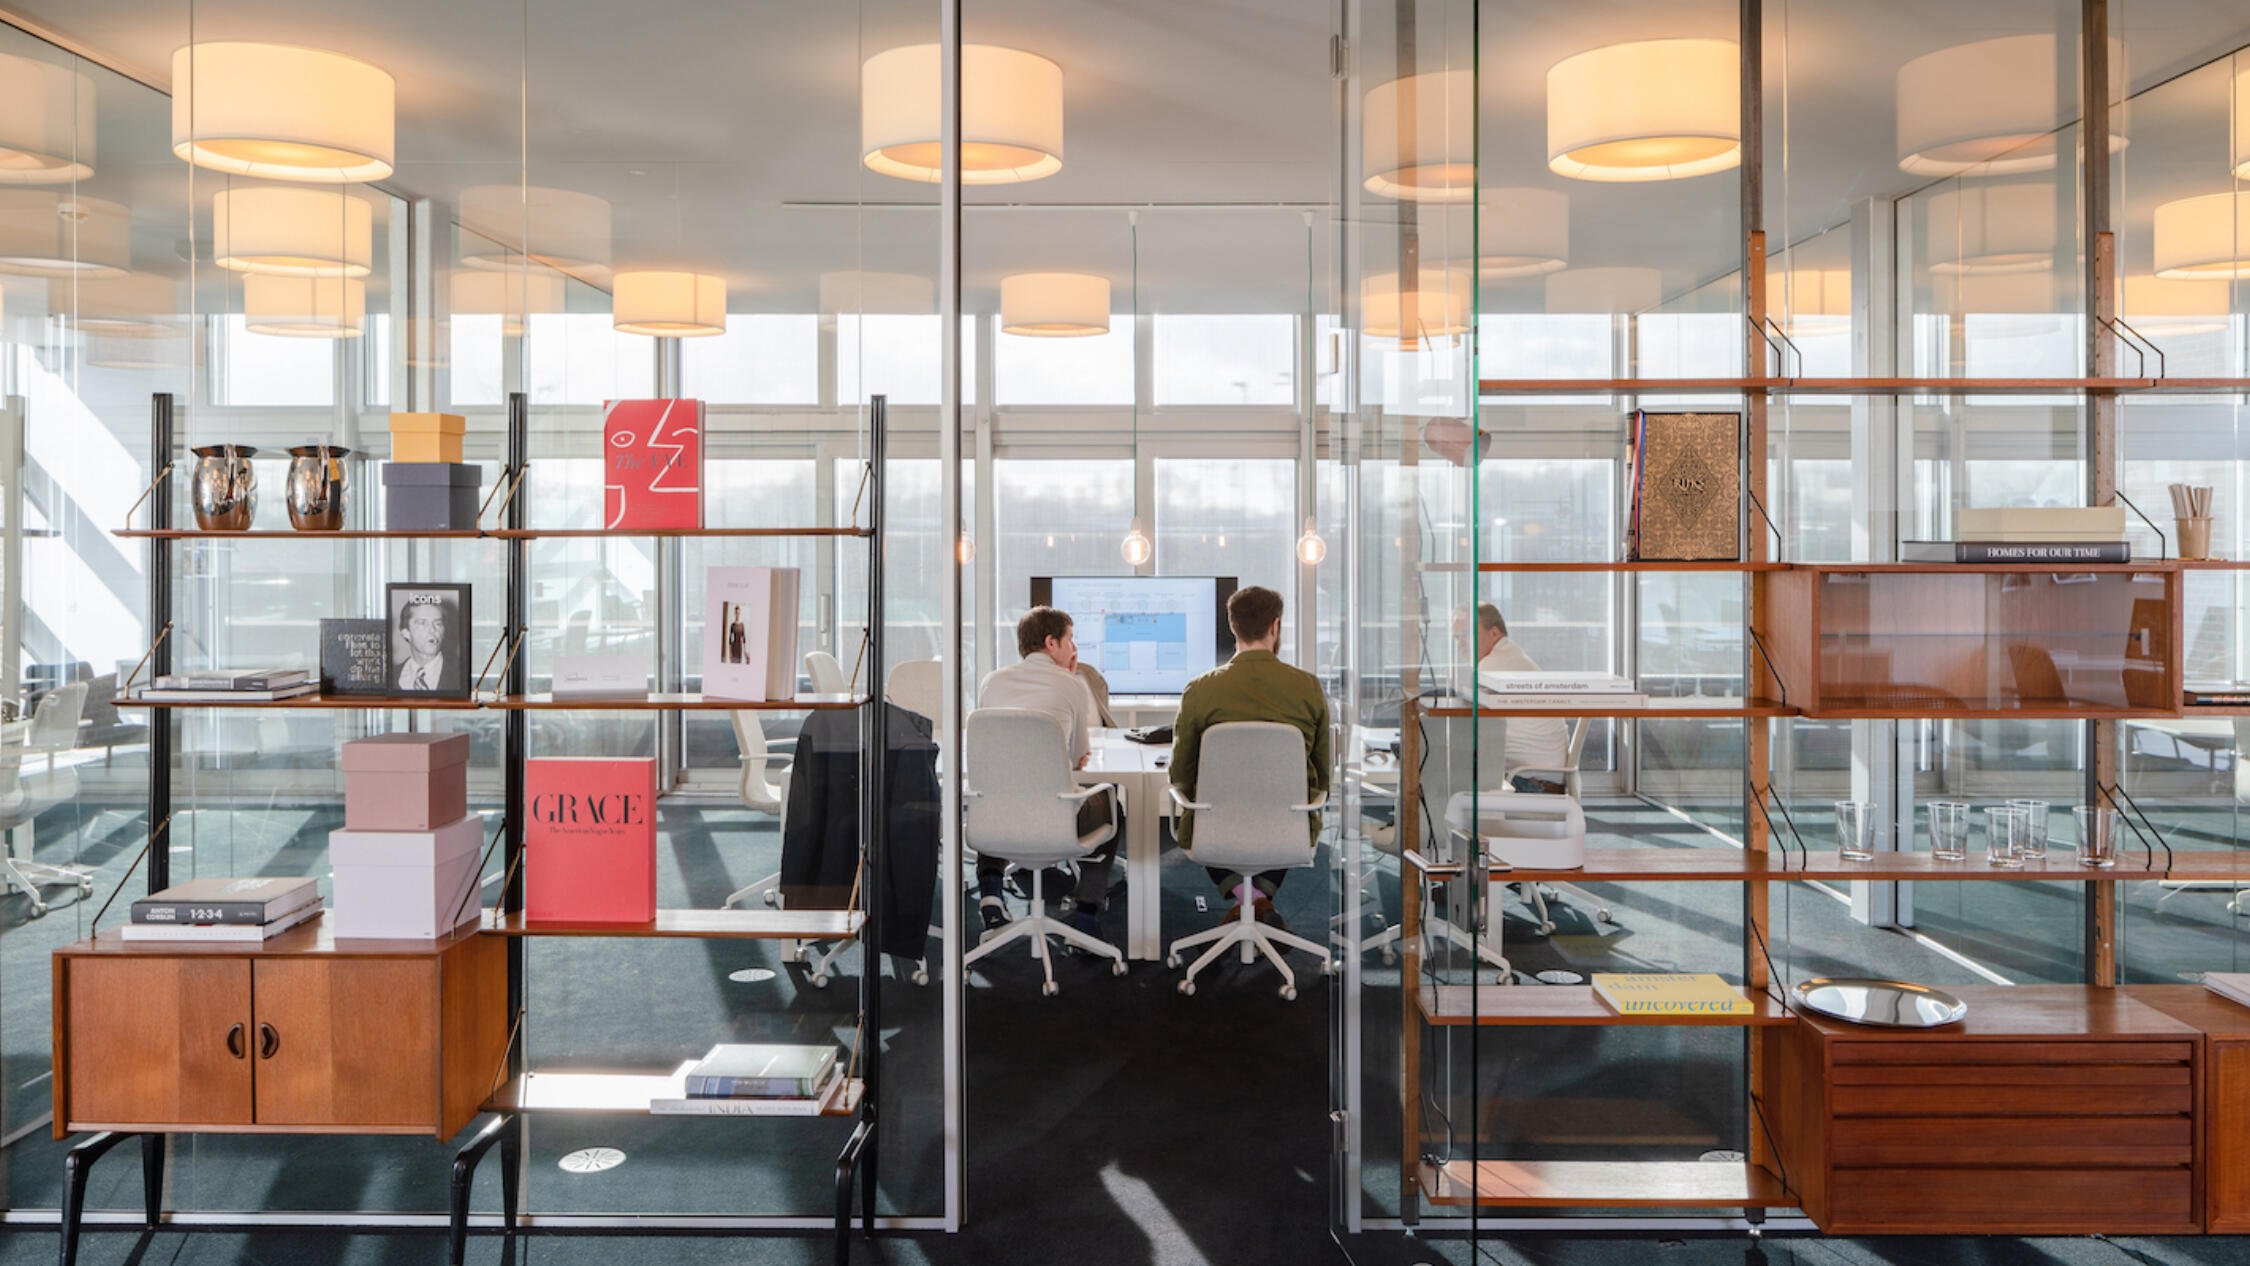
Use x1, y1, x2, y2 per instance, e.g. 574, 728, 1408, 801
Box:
525, 757, 658, 923
603, 399, 703, 530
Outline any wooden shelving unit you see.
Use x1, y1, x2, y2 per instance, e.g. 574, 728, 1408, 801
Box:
1417, 1159, 1797, 1209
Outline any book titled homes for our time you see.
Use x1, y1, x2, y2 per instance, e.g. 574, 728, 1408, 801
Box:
1591, 972, 1755, 1016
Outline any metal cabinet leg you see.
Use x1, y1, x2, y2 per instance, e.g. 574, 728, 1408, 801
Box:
138, 1135, 165, 1229
498, 1120, 521, 1237
833, 1118, 873, 1266
58, 1131, 131, 1266
450, 1114, 512, 1266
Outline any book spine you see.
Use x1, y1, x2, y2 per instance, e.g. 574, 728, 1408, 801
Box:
2189, 694, 2250, 707
690, 1076, 825, 1098
649, 1097, 827, 1117
131, 900, 288, 924
1953, 541, 2129, 563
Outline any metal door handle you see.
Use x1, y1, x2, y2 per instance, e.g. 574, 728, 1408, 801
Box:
258, 1022, 279, 1059
226, 1023, 245, 1059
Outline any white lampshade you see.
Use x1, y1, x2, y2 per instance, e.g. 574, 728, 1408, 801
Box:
0, 191, 127, 276
820, 270, 936, 315
2154, 191, 2250, 280
213, 186, 372, 277
2237, 66, 2250, 179
171, 42, 394, 183
1000, 272, 1109, 336
450, 265, 565, 336
1780, 266, 1851, 318
457, 185, 611, 272
1363, 268, 1470, 340
1547, 39, 1739, 182
1479, 188, 1569, 277
1933, 272, 2061, 328
2119, 274, 2231, 335
613, 270, 726, 337
1925, 182, 2058, 275
73, 271, 180, 337
1363, 68, 1473, 203
862, 44, 1064, 185
1544, 266, 1663, 315
243, 273, 364, 338
1897, 35, 2128, 176
0, 52, 94, 184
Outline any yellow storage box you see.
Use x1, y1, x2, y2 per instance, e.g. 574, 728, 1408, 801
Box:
388, 412, 467, 464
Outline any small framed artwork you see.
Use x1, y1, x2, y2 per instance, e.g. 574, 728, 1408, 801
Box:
386, 583, 473, 698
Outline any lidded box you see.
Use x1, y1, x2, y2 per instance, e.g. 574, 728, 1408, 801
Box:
388, 411, 467, 464
341, 731, 471, 830
382, 461, 483, 531
329, 813, 485, 939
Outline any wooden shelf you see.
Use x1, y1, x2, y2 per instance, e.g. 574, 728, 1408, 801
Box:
113, 529, 486, 540
1476, 378, 1787, 394
487, 526, 872, 539
1476, 376, 2250, 397
58, 911, 486, 959
113, 526, 870, 541
1418, 1159, 1795, 1209
117, 692, 866, 712
1422, 696, 1793, 719
481, 908, 860, 939
1421, 560, 1790, 573
117, 692, 482, 710
485, 1066, 862, 1117
1792, 561, 2164, 574
1417, 983, 1793, 1027
1405, 847, 2241, 884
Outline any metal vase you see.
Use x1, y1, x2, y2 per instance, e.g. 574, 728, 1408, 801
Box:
285, 444, 351, 531
190, 444, 258, 531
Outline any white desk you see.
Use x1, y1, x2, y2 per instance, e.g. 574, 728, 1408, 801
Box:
1079, 727, 1173, 960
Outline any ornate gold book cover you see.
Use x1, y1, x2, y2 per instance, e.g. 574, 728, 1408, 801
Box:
1634, 412, 1741, 561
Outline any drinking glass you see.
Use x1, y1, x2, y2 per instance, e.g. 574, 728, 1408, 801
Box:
1927, 801, 1969, 862
2006, 799, 2050, 865
1835, 801, 1876, 861
1983, 806, 2026, 869
2074, 806, 2121, 869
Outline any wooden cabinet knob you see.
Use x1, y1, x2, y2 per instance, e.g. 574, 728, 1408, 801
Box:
226, 1023, 245, 1059
258, 1022, 279, 1060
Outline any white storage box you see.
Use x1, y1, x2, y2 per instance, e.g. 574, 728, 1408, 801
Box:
329, 813, 487, 939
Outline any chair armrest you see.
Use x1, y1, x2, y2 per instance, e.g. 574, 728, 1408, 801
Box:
1057, 782, 1112, 803
1168, 785, 1211, 813
1291, 790, 1329, 814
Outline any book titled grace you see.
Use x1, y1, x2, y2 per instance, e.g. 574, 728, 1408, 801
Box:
603, 399, 704, 531
525, 757, 658, 924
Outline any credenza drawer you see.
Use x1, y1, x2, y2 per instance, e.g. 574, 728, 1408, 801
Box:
1827, 1166, 2195, 1234
1830, 1114, 2194, 1168
1833, 1040, 2195, 1066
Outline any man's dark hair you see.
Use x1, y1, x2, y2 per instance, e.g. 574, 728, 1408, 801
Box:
1476, 602, 1506, 639
398, 594, 449, 632
1227, 586, 1285, 644
1017, 606, 1074, 659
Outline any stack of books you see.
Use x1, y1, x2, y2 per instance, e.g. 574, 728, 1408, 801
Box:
138, 668, 315, 703
2203, 973, 2250, 1010
1901, 506, 2129, 564
2185, 682, 2250, 707
651, 1043, 843, 1116
121, 876, 322, 942
1477, 671, 1647, 709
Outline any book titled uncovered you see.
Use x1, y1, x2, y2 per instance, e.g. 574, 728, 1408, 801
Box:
684, 1043, 841, 1098
132, 876, 320, 925
1590, 972, 1755, 1016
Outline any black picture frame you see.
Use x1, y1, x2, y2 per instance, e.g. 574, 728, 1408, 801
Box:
385, 583, 474, 698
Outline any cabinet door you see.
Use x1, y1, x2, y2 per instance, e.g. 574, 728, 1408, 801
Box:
253, 959, 436, 1128
65, 958, 252, 1127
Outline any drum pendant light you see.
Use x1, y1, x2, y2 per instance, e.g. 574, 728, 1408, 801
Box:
0, 191, 128, 276
213, 186, 373, 277
2154, 191, 2250, 280
172, 42, 395, 183
1479, 188, 1569, 278
457, 185, 611, 273
1363, 269, 1471, 344
1363, 69, 1473, 202
0, 52, 95, 184
244, 274, 365, 338
1926, 182, 2060, 276
862, 44, 1063, 184
1896, 35, 2128, 176
613, 270, 727, 337
1547, 38, 1739, 182
1001, 272, 1110, 337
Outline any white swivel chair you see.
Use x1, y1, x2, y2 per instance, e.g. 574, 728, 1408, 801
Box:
887, 659, 942, 723
804, 651, 849, 696
1165, 721, 1333, 1000
721, 710, 797, 911
963, 708, 1128, 996
1502, 718, 1613, 932
2, 689, 92, 914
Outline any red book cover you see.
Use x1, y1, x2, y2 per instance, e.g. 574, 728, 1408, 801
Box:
525, 757, 658, 923
603, 399, 703, 530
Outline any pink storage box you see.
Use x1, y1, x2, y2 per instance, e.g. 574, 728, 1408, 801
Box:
328, 814, 486, 939
340, 732, 471, 830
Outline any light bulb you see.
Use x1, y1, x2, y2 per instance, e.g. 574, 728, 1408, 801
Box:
956, 533, 975, 564
1296, 517, 1328, 566
1120, 516, 1153, 567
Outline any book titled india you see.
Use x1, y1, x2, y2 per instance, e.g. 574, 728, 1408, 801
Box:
524, 757, 658, 924
1590, 972, 1755, 1016
131, 876, 320, 925
1630, 412, 1740, 561
684, 1043, 840, 1098
603, 399, 703, 531
320, 618, 392, 696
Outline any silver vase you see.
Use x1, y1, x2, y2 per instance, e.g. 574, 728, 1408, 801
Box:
190, 444, 258, 531
285, 444, 351, 531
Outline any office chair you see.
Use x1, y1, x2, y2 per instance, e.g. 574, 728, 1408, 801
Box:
887, 659, 943, 722
1074, 662, 1118, 727
1503, 717, 1613, 932
721, 710, 797, 911
1165, 721, 1332, 1000
2, 686, 93, 914
963, 708, 1128, 996
804, 650, 849, 695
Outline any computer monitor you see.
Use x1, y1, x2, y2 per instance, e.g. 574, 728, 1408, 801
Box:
1028, 576, 1239, 696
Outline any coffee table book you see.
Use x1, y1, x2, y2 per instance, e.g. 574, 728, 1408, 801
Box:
131, 876, 320, 926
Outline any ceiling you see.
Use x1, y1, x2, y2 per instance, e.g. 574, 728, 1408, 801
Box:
10, 0, 2250, 317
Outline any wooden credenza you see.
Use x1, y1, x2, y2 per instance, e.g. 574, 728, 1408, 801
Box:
2130, 984, 2250, 1234
1759, 985, 2202, 1235
53, 915, 507, 1139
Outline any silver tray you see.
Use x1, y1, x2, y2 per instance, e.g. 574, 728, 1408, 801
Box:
1792, 977, 1968, 1028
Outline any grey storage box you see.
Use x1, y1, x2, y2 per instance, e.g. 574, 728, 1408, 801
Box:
383, 462, 483, 531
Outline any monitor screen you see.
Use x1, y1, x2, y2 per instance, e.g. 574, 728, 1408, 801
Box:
1028, 576, 1238, 695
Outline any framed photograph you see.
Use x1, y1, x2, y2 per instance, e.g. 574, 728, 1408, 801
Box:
385, 583, 473, 698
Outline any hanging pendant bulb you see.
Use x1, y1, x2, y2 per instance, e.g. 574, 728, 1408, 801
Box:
956, 532, 975, 565
1120, 516, 1152, 567
1296, 517, 1328, 566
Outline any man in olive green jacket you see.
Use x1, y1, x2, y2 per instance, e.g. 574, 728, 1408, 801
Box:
1169, 585, 1331, 929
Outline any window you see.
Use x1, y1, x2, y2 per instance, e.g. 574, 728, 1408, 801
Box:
836, 315, 977, 406
524, 313, 656, 405
837, 459, 974, 672
992, 459, 1133, 664
1154, 315, 1293, 405
681, 314, 819, 404
209, 315, 335, 407
1155, 457, 1297, 655
449, 313, 504, 406
993, 319, 1132, 405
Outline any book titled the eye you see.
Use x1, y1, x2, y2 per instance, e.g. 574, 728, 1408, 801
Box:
524, 757, 657, 924
603, 399, 703, 531
1590, 972, 1756, 1016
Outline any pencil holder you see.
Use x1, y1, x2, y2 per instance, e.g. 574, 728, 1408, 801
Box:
2177, 516, 2212, 561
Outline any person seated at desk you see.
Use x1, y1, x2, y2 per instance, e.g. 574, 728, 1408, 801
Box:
1170, 585, 1330, 932
974, 605, 1117, 939
1468, 601, 1570, 794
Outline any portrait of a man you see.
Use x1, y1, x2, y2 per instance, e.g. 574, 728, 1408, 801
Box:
386, 583, 472, 697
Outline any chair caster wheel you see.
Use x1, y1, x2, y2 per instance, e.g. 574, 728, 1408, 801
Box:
1538, 921, 1556, 936
27, 902, 45, 918
1177, 980, 1195, 996
1320, 959, 1337, 975
1041, 981, 1059, 997
1110, 960, 1128, 976
1377, 946, 1396, 965
809, 972, 830, 989
911, 965, 930, 986
1165, 953, 1182, 968
1279, 985, 1297, 1001
762, 891, 781, 909
1596, 910, 1615, 924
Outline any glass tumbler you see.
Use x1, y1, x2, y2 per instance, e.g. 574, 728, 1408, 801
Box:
2006, 799, 2050, 865
1927, 801, 1969, 862
1835, 801, 1876, 861
1983, 806, 2026, 869
2074, 806, 2121, 869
